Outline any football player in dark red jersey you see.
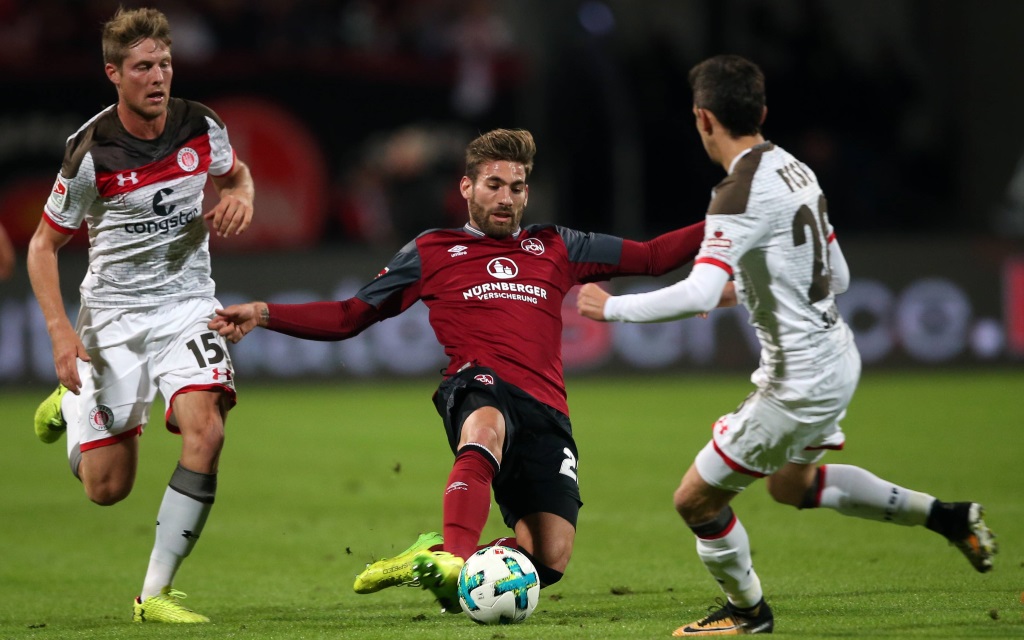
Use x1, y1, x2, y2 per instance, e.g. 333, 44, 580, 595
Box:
27, 6, 254, 624
210, 128, 729, 613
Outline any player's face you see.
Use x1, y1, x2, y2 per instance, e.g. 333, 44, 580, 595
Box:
463, 161, 529, 240
107, 38, 172, 122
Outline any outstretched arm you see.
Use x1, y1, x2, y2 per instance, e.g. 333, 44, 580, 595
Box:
208, 301, 268, 343
209, 297, 384, 343
577, 263, 731, 322
617, 220, 706, 276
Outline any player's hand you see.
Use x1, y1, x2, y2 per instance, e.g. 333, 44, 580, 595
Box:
209, 301, 267, 343
50, 323, 90, 394
576, 283, 611, 321
204, 193, 253, 238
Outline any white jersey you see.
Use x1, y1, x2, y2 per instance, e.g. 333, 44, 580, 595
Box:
696, 142, 854, 378
42, 99, 236, 308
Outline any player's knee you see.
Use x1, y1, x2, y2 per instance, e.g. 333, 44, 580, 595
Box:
768, 466, 821, 509
766, 479, 802, 507
523, 537, 572, 573
184, 420, 225, 456
674, 485, 703, 522
459, 421, 503, 459
85, 480, 132, 506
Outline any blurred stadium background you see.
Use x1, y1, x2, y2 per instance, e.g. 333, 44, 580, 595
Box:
2, 0, 1023, 386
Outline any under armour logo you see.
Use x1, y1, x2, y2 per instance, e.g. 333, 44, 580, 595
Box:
182, 529, 200, 540
212, 368, 232, 381
116, 172, 139, 186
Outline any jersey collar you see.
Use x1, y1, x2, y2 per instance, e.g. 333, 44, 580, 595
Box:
463, 223, 522, 239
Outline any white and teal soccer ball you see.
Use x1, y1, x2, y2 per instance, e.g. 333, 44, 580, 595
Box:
458, 545, 540, 624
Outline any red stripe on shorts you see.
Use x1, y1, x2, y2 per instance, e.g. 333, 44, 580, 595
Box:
712, 439, 766, 478
80, 425, 142, 451
164, 384, 238, 433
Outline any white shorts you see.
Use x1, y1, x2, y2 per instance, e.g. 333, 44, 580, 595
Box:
695, 346, 861, 492
65, 297, 236, 453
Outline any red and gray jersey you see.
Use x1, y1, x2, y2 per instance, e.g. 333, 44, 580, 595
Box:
42, 98, 237, 308
267, 221, 705, 415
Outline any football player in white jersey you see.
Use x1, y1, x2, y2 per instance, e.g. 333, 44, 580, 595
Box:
26, 7, 254, 624
577, 54, 996, 636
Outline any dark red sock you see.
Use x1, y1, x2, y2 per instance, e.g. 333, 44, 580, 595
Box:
443, 445, 498, 560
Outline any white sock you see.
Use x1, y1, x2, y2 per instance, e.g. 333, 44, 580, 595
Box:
694, 516, 763, 609
818, 464, 934, 526
140, 485, 212, 599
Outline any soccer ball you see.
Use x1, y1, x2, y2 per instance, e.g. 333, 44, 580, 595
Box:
458, 545, 540, 624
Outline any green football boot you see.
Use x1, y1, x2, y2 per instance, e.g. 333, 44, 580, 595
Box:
412, 550, 465, 614
33, 385, 68, 444
132, 588, 210, 623
353, 531, 443, 594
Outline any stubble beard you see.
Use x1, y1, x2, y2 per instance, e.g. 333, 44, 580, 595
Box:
469, 200, 522, 240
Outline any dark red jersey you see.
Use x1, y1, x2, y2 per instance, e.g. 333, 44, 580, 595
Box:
267, 221, 704, 415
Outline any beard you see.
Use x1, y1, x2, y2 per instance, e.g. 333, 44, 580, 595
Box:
468, 199, 523, 240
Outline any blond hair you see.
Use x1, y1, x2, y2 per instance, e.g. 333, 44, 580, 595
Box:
102, 6, 172, 67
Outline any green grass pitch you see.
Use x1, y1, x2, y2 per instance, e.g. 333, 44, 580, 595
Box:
2, 370, 1022, 639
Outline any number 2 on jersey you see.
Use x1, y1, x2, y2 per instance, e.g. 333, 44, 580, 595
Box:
791, 194, 832, 303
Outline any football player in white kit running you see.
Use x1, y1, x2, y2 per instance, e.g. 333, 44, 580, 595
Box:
26, 6, 254, 624
576, 54, 997, 636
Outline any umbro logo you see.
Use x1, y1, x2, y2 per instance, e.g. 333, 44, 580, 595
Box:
445, 481, 469, 495
116, 172, 139, 187
449, 245, 468, 257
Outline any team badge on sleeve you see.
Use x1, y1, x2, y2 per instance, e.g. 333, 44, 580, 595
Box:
707, 229, 733, 250
47, 175, 70, 212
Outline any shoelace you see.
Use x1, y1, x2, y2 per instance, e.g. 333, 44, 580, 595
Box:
695, 598, 753, 628
160, 589, 198, 610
